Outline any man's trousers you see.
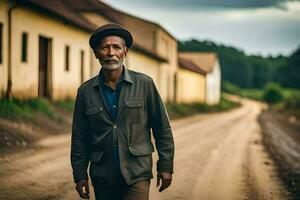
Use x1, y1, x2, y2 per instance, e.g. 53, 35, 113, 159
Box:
92, 178, 150, 200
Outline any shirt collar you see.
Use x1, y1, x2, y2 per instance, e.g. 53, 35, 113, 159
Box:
92, 65, 133, 88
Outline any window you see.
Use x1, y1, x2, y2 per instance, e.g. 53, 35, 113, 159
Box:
65, 45, 70, 71
21, 32, 28, 63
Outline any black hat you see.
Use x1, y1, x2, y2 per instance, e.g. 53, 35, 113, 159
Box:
89, 23, 133, 49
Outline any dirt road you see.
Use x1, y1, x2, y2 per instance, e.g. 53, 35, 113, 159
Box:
0, 98, 291, 200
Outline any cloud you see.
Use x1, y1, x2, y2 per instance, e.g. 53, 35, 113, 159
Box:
107, 0, 300, 56
108, 0, 299, 10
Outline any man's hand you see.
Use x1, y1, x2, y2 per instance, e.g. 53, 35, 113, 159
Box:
75, 180, 90, 199
156, 172, 172, 192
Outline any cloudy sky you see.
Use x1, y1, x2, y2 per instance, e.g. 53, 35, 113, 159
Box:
106, 0, 300, 56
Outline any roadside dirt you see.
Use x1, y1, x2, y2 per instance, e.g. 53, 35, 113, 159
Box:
150, 98, 291, 200
259, 110, 300, 199
0, 98, 293, 200
0, 107, 71, 153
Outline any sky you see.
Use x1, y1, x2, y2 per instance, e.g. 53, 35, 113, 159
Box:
105, 0, 300, 57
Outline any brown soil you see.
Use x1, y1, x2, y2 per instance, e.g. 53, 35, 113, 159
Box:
150, 98, 291, 200
0, 106, 72, 154
259, 110, 300, 199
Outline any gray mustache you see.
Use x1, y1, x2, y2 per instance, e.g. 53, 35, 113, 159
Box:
103, 57, 119, 62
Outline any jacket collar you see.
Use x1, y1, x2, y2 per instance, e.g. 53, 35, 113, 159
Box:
92, 65, 133, 88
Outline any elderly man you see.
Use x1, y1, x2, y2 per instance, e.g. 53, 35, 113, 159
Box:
71, 23, 175, 200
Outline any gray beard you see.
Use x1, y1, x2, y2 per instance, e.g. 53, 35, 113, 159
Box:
100, 57, 124, 70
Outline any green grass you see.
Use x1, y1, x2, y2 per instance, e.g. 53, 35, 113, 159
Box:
239, 89, 264, 101
166, 94, 240, 119
281, 88, 300, 99
0, 97, 62, 122
236, 88, 300, 103
1, 95, 239, 122
283, 90, 300, 112
222, 81, 300, 114
54, 98, 74, 113
223, 81, 299, 101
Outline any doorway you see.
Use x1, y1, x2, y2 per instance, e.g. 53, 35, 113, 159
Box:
38, 36, 52, 99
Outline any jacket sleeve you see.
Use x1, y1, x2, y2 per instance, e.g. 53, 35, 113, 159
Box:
71, 88, 91, 183
147, 79, 175, 174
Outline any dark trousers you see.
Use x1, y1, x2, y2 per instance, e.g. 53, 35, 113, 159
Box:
93, 147, 150, 199
92, 178, 150, 200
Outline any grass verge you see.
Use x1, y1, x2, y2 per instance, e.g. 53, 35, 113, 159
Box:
0, 95, 237, 122
166, 94, 240, 120
54, 98, 74, 114
0, 97, 69, 123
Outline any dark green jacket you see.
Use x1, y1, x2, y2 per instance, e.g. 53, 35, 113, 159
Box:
71, 67, 174, 185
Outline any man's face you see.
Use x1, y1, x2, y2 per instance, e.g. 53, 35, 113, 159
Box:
93, 36, 128, 70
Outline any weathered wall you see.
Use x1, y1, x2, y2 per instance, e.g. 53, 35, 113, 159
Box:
0, 0, 9, 97
206, 61, 221, 105
155, 28, 177, 102
127, 50, 163, 98
176, 68, 205, 103
9, 6, 92, 100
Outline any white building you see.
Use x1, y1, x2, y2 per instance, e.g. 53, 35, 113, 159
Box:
179, 52, 221, 105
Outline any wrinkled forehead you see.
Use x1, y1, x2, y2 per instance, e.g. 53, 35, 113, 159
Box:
99, 35, 126, 47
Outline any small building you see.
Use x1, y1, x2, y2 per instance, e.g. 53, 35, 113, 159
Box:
176, 57, 206, 103
179, 52, 221, 105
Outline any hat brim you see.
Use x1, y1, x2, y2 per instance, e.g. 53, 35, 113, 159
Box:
89, 28, 133, 49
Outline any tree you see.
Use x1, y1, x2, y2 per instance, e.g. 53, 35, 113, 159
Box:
249, 56, 272, 88
178, 39, 298, 89
276, 46, 300, 89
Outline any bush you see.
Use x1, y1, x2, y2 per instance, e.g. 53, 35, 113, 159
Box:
262, 83, 284, 104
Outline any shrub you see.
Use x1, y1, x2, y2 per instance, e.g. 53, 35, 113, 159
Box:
262, 83, 284, 104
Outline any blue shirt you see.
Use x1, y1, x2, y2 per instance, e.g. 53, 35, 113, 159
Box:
99, 70, 125, 186
99, 70, 124, 121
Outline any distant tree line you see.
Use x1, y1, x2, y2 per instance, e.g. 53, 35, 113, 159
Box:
178, 39, 300, 89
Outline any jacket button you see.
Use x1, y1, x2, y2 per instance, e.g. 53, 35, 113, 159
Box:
114, 125, 117, 129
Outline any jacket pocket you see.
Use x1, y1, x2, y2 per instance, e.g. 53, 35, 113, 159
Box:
90, 151, 104, 163
85, 106, 105, 131
129, 144, 154, 177
125, 101, 144, 123
85, 106, 103, 115
129, 144, 154, 156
